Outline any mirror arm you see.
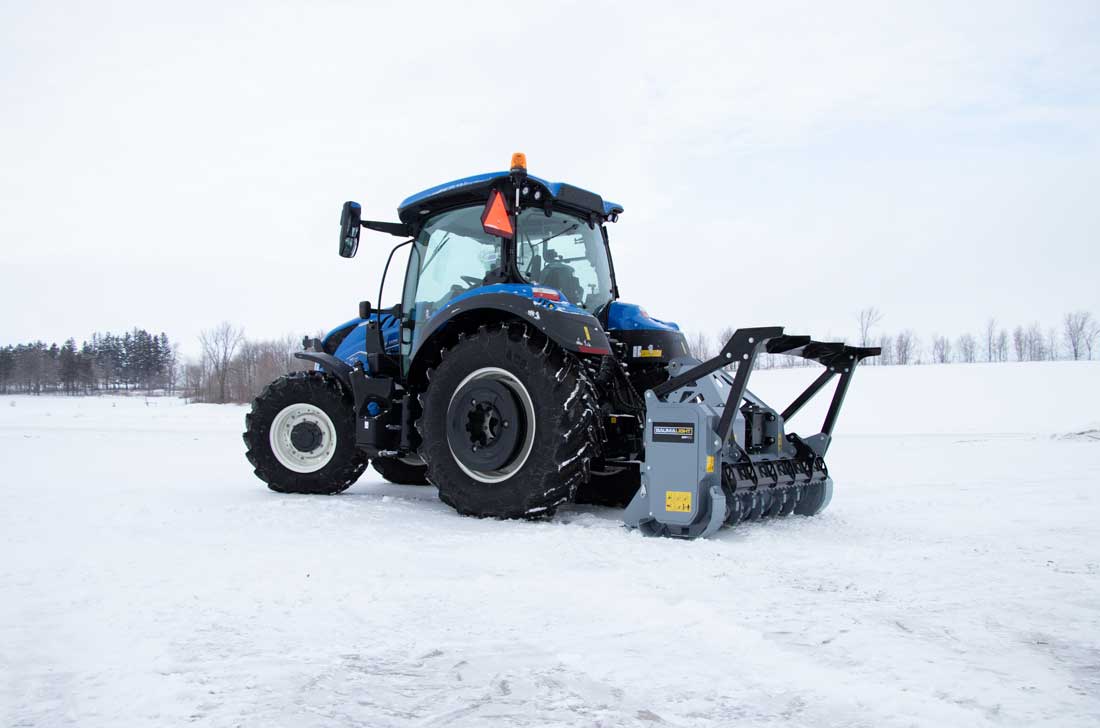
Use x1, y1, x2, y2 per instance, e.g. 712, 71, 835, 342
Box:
361, 220, 411, 237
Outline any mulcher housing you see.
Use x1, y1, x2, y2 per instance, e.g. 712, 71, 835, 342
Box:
244, 154, 879, 539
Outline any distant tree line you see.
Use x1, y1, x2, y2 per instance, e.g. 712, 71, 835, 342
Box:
183, 322, 311, 404
7, 310, 1097, 401
687, 309, 1100, 368
0, 329, 178, 394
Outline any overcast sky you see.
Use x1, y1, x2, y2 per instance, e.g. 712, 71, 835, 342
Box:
2, 1, 1098, 357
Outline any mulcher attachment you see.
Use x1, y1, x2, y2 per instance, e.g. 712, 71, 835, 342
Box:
623, 327, 879, 539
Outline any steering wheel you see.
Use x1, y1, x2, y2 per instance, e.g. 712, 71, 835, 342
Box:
460, 275, 482, 288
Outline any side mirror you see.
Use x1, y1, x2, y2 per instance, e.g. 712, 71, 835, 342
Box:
339, 201, 361, 258
358, 300, 372, 320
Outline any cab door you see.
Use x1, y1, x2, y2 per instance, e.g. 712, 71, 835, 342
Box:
398, 239, 422, 374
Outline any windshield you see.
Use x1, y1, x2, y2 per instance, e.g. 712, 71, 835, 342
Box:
516, 209, 614, 312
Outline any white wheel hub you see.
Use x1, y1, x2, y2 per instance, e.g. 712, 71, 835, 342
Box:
269, 403, 338, 474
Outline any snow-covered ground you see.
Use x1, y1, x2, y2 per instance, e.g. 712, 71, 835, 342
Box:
2, 362, 1099, 727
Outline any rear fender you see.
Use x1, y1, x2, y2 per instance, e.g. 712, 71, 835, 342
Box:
407, 291, 610, 386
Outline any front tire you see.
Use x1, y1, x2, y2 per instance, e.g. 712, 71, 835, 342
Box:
243, 371, 367, 494
418, 323, 600, 519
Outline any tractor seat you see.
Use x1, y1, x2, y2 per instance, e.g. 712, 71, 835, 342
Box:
538, 264, 584, 305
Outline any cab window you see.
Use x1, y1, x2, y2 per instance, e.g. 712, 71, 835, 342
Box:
403, 206, 501, 322
516, 209, 614, 312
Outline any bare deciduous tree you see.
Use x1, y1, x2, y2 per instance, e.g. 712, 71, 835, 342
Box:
877, 334, 894, 365
957, 333, 977, 363
199, 322, 244, 404
716, 326, 735, 369
229, 334, 310, 402
1012, 326, 1026, 362
1063, 311, 1092, 361
1086, 320, 1099, 360
895, 330, 916, 365
1025, 323, 1044, 361
687, 331, 712, 361
931, 335, 951, 363
984, 318, 997, 362
996, 329, 1009, 362
857, 307, 883, 348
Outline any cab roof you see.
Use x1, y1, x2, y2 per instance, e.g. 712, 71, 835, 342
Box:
397, 171, 623, 226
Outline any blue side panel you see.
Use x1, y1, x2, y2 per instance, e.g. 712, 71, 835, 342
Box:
322, 316, 363, 346
439, 283, 588, 318
606, 302, 680, 332
323, 314, 401, 371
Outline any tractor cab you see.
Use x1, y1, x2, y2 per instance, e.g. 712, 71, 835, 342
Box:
393, 154, 622, 316
400, 204, 617, 340
333, 154, 628, 373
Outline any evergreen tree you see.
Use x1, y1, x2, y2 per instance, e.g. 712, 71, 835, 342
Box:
79, 341, 96, 392
120, 331, 134, 388
158, 333, 175, 392
58, 339, 79, 394
0, 346, 13, 393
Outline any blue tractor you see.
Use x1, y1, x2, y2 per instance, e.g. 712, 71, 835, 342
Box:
243, 154, 879, 538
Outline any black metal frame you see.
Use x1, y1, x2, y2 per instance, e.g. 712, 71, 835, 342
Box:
652, 327, 880, 444
767, 336, 880, 437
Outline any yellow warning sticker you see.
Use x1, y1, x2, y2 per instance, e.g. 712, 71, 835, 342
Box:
705, 455, 715, 473
665, 491, 693, 513
639, 348, 663, 358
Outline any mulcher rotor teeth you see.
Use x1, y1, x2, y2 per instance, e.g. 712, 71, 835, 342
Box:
720, 479, 820, 526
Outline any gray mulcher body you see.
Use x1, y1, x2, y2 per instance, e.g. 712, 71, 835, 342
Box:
624, 328, 877, 539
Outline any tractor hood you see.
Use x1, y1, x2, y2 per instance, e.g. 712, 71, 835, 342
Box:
397, 171, 623, 227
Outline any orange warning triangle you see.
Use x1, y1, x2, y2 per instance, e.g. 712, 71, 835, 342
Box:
481, 189, 513, 239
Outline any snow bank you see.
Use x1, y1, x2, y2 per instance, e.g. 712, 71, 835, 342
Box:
750, 360, 1100, 436
0, 394, 244, 433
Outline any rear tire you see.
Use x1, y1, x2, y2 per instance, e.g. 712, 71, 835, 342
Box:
243, 371, 367, 494
418, 323, 600, 519
372, 457, 431, 485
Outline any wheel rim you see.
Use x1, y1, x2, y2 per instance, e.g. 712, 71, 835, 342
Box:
446, 367, 536, 483
269, 403, 338, 474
